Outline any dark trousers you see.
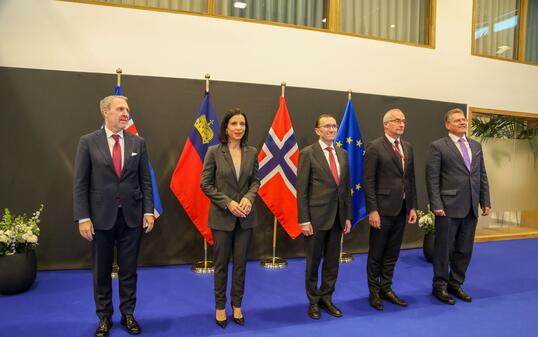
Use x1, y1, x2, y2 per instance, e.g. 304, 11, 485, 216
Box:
433, 211, 477, 290
305, 217, 342, 304
367, 201, 406, 293
92, 209, 143, 319
212, 223, 253, 310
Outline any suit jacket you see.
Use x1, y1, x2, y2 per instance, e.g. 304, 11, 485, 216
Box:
426, 136, 491, 218
297, 142, 352, 231
73, 129, 153, 230
363, 136, 418, 216
200, 143, 260, 231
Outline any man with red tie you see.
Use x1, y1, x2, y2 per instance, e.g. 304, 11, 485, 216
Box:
74, 95, 154, 337
297, 114, 352, 320
363, 108, 418, 311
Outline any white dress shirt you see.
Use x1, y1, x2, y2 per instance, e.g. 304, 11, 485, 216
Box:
318, 139, 340, 176
448, 133, 472, 165
385, 134, 405, 170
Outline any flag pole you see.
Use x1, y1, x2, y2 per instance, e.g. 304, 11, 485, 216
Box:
339, 89, 354, 264
192, 73, 215, 274
260, 82, 288, 269
116, 68, 122, 87
110, 68, 124, 279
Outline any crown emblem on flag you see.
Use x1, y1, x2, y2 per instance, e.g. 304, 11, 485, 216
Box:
194, 115, 215, 144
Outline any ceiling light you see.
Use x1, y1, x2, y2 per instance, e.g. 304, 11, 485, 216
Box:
390, 24, 396, 28
234, 1, 247, 9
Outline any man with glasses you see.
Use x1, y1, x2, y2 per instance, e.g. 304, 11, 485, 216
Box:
426, 108, 490, 305
297, 113, 352, 320
363, 108, 417, 311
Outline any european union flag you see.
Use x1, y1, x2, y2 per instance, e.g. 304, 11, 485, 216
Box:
335, 99, 367, 227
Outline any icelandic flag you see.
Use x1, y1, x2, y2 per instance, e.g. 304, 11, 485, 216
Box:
170, 92, 220, 244
335, 98, 367, 226
114, 85, 163, 218
258, 96, 302, 239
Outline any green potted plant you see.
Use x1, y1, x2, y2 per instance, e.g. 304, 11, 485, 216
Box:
417, 205, 435, 263
0, 204, 43, 295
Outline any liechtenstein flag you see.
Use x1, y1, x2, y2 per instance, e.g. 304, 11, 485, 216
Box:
258, 96, 302, 239
335, 98, 367, 226
114, 85, 163, 218
170, 92, 220, 244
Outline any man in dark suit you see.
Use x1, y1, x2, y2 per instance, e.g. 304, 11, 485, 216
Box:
297, 113, 352, 320
426, 108, 490, 305
363, 108, 417, 311
74, 95, 155, 337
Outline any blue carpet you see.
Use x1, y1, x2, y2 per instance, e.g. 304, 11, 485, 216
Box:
1, 239, 537, 337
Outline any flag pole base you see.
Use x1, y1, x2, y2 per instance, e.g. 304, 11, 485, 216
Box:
339, 252, 354, 263
260, 257, 288, 269
111, 264, 119, 279
191, 260, 215, 274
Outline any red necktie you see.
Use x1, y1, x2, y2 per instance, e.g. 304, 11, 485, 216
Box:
112, 134, 122, 177
326, 147, 339, 185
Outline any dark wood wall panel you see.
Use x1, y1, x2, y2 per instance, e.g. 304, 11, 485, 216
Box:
0, 67, 464, 270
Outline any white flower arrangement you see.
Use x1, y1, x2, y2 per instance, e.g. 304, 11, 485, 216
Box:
0, 205, 43, 256
417, 204, 435, 235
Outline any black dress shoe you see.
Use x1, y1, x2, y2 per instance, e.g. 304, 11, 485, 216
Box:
95, 317, 112, 337
432, 289, 456, 305
121, 314, 141, 335
216, 318, 227, 328
369, 292, 384, 311
308, 303, 321, 320
319, 299, 343, 317
448, 286, 472, 302
233, 316, 245, 326
381, 290, 408, 307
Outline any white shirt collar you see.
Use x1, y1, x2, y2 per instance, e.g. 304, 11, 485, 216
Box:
318, 139, 334, 151
385, 134, 400, 144
105, 127, 124, 139
448, 133, 466, 143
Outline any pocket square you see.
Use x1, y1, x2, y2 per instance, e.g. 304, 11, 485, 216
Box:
131, 152, 138, 156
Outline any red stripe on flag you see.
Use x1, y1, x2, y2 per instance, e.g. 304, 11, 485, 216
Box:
126, 124, 139, 135
259, 174, 302, 239
170, 139, 213, 244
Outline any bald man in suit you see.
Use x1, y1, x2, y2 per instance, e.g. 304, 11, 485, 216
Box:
363, 108, 417, 311
297, 113, 352, 320
426, 108, 490, 305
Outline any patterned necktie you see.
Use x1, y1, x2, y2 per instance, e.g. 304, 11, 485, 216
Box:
112, 134, 122, 177
458, 137, 471, 171
393, 139, 404, 159
326, 146, 339, 185
393, 139, 404, 170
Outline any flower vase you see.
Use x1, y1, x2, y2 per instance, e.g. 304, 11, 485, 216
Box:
0, 250, 37, 295
422, 233, 435, 263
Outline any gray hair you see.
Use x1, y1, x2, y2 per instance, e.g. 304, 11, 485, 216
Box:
383, 108, 403, 123
100, 95, 128, 112
445, 108, 465, 122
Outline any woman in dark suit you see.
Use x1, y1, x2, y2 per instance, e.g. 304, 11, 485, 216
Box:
200, 108, 260, 328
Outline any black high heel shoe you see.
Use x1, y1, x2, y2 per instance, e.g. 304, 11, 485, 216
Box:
216, 319, 227, 328
233, 316, 245, 326
232, 306, 245, 326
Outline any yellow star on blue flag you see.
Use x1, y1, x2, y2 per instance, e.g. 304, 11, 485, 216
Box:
335, 98, 367, 226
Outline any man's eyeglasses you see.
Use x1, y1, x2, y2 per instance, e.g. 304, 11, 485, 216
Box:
387, 119, 407, 125
318, 124, 338, 130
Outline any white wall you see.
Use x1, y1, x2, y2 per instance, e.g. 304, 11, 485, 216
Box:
1, 0, 537, 113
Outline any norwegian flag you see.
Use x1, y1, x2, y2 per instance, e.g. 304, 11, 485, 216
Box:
258, 96, 302, 239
